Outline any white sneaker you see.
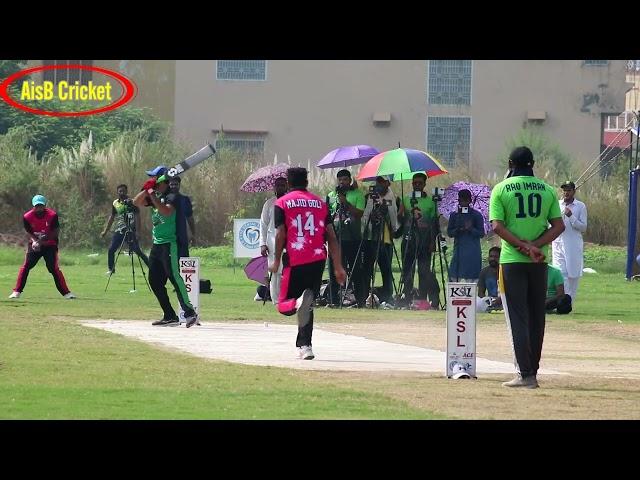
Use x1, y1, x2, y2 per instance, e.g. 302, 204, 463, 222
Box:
297, 345, 315, 360
105, 270, 114, 276
63, 292, 77, 299
295, 289, 315, 327
8, 291, 21, 299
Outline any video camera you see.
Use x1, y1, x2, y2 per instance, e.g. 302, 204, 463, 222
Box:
432, 187, 445, 202
368, 185, 390, 203
335, 184, 349, 196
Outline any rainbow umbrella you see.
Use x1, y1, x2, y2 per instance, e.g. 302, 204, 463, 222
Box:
356, 148, 448, 181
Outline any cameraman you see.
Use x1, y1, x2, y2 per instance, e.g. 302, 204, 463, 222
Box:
100, 184, 149, 275
398, 172, 440, 308
326, 169, 366, 307
447, 189, 485, 282
362, 176, 398, 305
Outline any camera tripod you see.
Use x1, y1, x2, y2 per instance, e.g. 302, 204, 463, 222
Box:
362, 203, 403, 308
396, 195, 444, 309
104, 227, 151, 294
327, 199, 353, 308
430, 215, 449, 309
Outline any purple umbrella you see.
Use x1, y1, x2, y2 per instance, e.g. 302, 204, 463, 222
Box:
317, 145, 379, 169
241, 163, 289, 193
244, 256, 269, 284
438, 181, 492, 233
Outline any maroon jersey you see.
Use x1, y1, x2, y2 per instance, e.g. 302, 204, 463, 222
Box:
23, 208, 59, 247
274, 189, 329, 267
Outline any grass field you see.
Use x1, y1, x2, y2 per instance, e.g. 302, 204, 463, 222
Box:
0, 243, 638, 419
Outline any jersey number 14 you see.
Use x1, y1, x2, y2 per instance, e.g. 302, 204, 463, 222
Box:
295, 213, 315, 237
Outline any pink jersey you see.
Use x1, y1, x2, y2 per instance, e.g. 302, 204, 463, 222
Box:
24, 208, 58, 247
275, 189, 328, 267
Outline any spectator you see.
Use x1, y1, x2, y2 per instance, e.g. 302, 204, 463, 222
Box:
447, 189, 485, 282
545, 264, 572, 314
259, 176, 288, 304
552, 180, 587, 301
477, 246, 502, 312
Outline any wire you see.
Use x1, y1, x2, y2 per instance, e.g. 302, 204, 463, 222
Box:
576, 144, 632, 189
575, 117, 635, 185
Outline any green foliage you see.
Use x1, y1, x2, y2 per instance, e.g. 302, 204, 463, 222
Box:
499, 126, 575, 184
0, 60, 28, 135
6, 103, 169, 158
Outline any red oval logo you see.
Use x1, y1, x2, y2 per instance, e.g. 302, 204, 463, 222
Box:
0, 65, 137, 117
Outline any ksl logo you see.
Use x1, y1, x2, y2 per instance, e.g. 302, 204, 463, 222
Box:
449, 286, 472, 297
180, 260, 196, 268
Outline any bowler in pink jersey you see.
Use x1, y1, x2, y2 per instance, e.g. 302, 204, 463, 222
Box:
269, 167, 346, 360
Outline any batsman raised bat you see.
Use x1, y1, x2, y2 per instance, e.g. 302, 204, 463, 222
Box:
166, 143, 216, 178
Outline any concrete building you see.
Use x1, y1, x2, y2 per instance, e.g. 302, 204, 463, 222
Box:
29, 60, 634, 175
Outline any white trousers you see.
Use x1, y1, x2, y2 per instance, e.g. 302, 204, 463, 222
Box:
267, 252, 283, 305
564, 277, 580, 300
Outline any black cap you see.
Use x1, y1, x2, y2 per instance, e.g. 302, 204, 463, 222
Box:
561, 180, 576, 189
336, 169, 351, 178
508, 146, 534, 167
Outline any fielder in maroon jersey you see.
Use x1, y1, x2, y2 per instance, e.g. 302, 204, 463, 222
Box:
269, 167, 346, 360
9, 195, 76, 299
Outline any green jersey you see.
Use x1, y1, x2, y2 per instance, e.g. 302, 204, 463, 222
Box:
546, 265, 564, 297
401, 194, 436, 238
151, 192, 178, 244
489, 175, 562, 263
327, 188, 365, 241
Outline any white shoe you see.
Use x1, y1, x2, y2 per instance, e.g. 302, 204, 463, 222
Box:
297, 345, 315, 360
105, 270, 115, 276
8, 291, 21, 299
63, 292, 77, 299
295, 289, 315, 327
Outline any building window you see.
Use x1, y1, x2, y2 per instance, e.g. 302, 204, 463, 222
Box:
583, 60, 609, 66
215, 135, 265, 160
42, 60, 93, 84
426, 116, 471, 167
428, 60, 472, 105
216, 60, 267, 81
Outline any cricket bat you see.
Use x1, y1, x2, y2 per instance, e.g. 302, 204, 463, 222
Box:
166, 143, 216, 178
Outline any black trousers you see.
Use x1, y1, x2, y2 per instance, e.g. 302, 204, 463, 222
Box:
500, 262, 548, 378
328, 239, 366, 306
108, 231, 149, 271
363, 240, 394, 303
400, 237, 440, 306
280, 259, 325, 347
148, 242, 195, 320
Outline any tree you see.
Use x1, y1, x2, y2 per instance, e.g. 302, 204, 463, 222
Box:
499, 126, 575, 184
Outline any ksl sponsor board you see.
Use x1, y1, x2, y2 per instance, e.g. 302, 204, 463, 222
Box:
446, 283, 477, 378
233, 219, 261, 258
178, 257, 199, 323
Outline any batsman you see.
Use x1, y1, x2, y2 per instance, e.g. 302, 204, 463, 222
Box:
133, 173, 198, 328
